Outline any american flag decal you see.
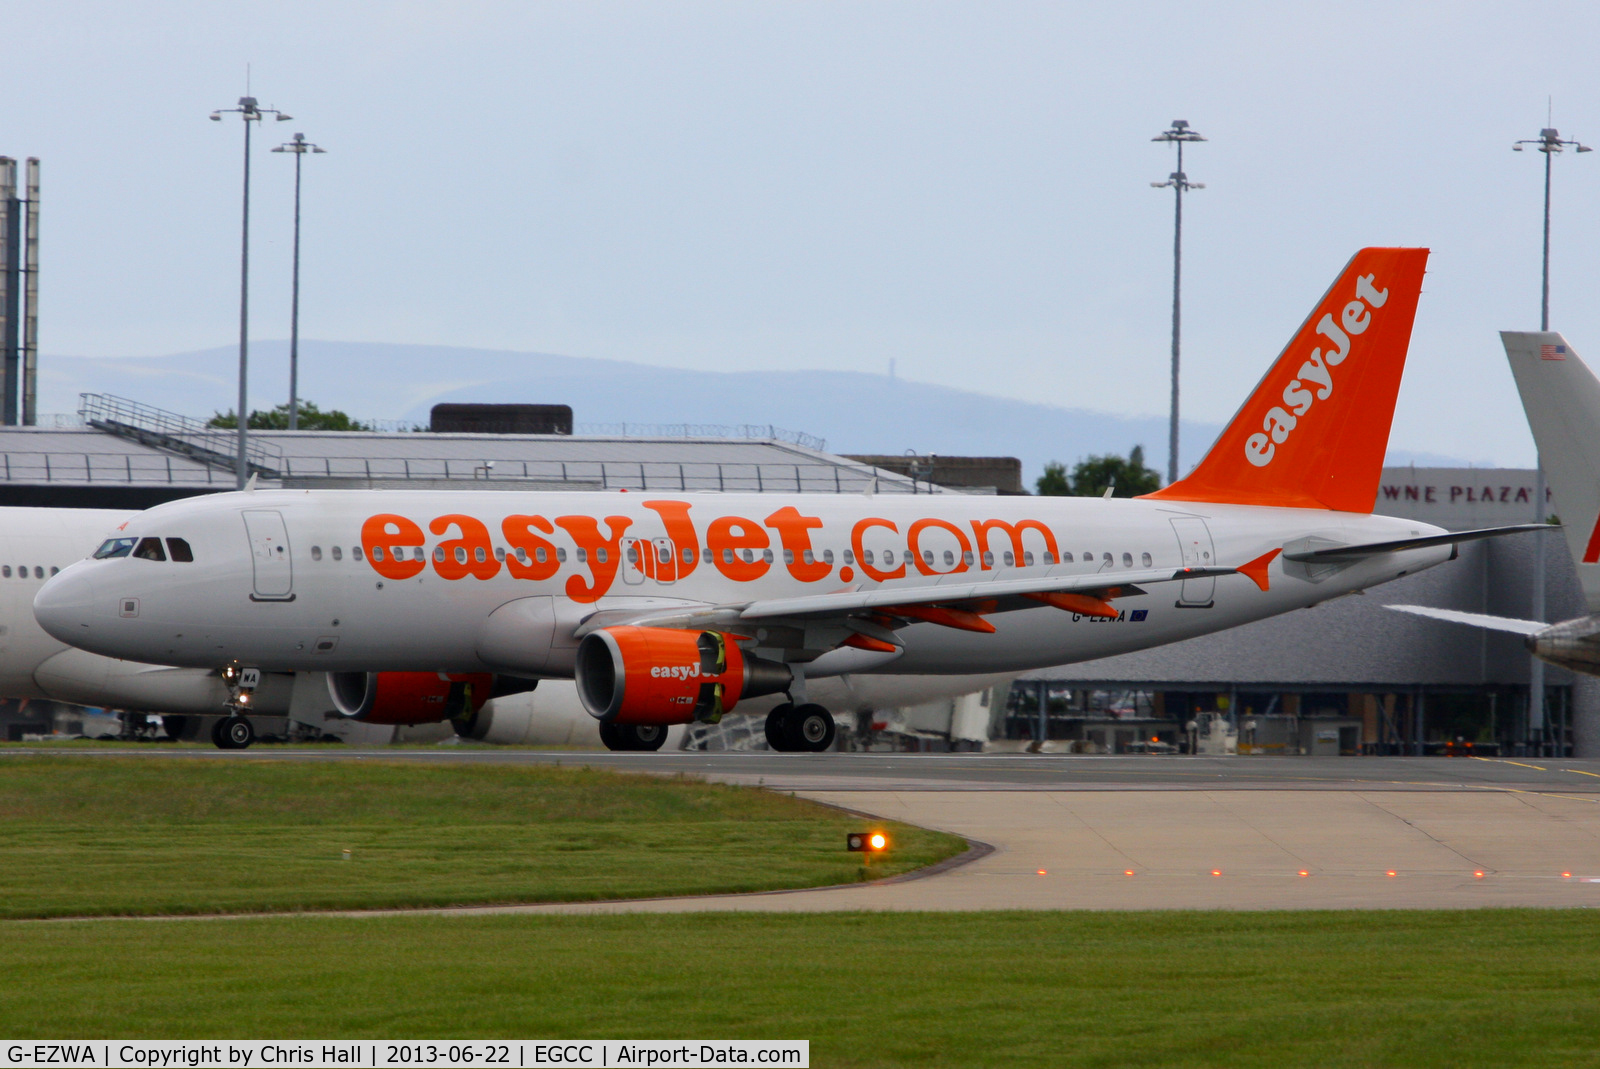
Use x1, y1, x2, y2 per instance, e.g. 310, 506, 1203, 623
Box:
1541, 343, 1568, 360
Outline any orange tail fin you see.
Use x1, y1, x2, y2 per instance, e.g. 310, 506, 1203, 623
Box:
1144, 247, 1429, 512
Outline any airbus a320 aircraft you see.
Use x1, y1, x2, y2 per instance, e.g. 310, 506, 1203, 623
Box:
1389, 331, 1600, 674
35, 247, 1546, 752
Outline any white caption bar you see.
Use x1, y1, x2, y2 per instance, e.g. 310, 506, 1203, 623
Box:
1, 1043, 808, 1069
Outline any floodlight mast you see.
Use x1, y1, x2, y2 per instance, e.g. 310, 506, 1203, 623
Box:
211, 96, 292, 488
1151, 120, 1205, 486
272, 133, 326, 431
1512, 119, 1590, 756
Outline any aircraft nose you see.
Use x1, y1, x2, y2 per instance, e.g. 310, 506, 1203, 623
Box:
34, 570, 98, 645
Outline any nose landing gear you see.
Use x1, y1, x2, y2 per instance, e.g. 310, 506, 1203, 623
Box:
211, 714, 255, 750
765, 702, 835, 753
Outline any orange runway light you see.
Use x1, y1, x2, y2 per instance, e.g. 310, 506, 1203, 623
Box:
1036, 869, 1047, 876
1386, 870, 1397, 877
1298, 870, 1309, 877
1124, 870, 1135, 877
847, 832, 890, 853
1474, 870, 1486, 879
1563, 872, 1574, 879
1211, 869, 1222, 877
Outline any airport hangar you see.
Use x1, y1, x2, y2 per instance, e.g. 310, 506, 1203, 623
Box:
0, 396, 1582, 757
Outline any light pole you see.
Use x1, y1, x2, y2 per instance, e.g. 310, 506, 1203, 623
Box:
1152, 120, 1205, 485
211, 96, 291, 487
1513, 121, 1590, 755
272, 133, 325, 431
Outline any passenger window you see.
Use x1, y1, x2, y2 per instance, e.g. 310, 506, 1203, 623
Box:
352, 546, 363, 561
49, 566, 57, 576
372, 547, 385, 562
722, 548, 734, 564
530, 547, 542, 564
453, 546, 467, 564
1141, 552, 1153, 567
1062, 552, 1074, 563
1023, 551, 1034, 567
434, 547, 446, 563
1102, 552, 1113, 566
1122, 552, 1133, 567
801, 550, 812, 565
881, 550, 892, 565
1003, 551, 1014, 566
557, 547, 568, 563
942, 551, 954, 566
133, 537, 166, 561
475, 547, 488, 563
93, 537, 137, 559
596, 548, 608, 564
784, 549, 796, 565
331, 546, 343, 561
843, 550, 854, 565
167, 538, 195, 563
1044, 552, 1057, 564
823, 549, 834, 565
982, 551, 994, 567
311, 546, 323, 561
762, 549, 774, 564
33, 566, 42, 579
626, 546, 639, 565
683, 546, 694, 564
963, 551, 974, 566
495, 547, 506, 562
741, 549, 754, 563
700, 547, 712, 564
3, 566, 11, 578
922, 550, 933, 565
414, 547, 425, 561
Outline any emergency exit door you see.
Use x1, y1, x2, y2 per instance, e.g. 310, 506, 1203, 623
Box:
242, 510, 294, 600
1169, 516, 1215, 607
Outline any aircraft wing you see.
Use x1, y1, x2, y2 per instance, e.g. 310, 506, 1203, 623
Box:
1282, 523, 1553, 562
739, 565, 1236, 621
1385, 604, 1545, 636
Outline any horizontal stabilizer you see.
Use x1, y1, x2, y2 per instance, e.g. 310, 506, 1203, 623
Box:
1280, 523, 1554, 562
1385, 604, 1545, 637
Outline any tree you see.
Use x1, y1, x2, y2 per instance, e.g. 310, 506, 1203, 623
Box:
1035, 445, 1161, 497
208, 400, 371, 432
1035, 461, 1071, 496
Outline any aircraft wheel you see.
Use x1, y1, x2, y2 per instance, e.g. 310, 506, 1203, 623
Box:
599, 723, 629, 751
629, 724, 669, 752
765, 704, 794, 752
212, 715, 255, 750
786, 704, 835, 753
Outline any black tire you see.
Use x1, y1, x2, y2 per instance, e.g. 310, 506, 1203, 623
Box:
629, 724, 669, 752
786, 704, 836, 753
765, 703, 794, 752
213, 715, 255, 750
598, 722, 629, 751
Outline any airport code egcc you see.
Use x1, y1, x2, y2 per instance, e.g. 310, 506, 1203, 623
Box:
2, 1042, 808, 1068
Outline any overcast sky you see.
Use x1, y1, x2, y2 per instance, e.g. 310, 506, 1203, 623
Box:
8, 1, 1600, 465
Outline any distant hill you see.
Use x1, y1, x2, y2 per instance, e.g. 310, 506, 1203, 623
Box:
37, 339, 1470, 484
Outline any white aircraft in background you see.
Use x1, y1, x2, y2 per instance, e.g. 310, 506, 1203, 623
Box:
1388, 330, 1600, 674
35, 247, 1552, 751
0, 508, 1013, 748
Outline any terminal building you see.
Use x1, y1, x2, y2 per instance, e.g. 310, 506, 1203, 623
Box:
0, 397, 1586, 756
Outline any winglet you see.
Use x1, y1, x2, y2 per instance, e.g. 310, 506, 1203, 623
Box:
1145, 247, 1429, 512
1237, 548, 1282, 592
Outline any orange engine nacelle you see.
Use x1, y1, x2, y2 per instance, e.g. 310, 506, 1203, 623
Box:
574, 626, 792, 726
326, 671, 493, 726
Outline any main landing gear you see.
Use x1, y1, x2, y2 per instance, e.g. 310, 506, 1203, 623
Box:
764, 703, 836, 753
211, 715, 255, 750
599, 722, 670, 752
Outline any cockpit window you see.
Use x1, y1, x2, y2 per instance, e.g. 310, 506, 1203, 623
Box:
93, 537, 137, 559
166, 538, 194, 563
133, 537, 167, 561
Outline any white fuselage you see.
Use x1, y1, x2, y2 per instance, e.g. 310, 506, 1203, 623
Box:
33, 489, 1454, 678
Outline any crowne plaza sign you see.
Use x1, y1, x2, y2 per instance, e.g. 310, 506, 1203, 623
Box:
1376, 467, 1551, 531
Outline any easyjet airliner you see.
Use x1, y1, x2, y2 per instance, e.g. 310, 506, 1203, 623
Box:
34, 248, 1548, 751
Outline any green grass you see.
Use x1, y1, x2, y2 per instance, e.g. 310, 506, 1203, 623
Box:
2, 911, 1598, 1066
0, 757, 961, 917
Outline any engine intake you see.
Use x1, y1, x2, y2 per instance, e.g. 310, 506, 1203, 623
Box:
574, 626, 791, 725
326, 671, 493, 725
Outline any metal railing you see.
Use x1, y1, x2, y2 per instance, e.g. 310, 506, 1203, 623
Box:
79, 393, 282, 475
574, 423, 826, 451
0, 451, 953, 492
